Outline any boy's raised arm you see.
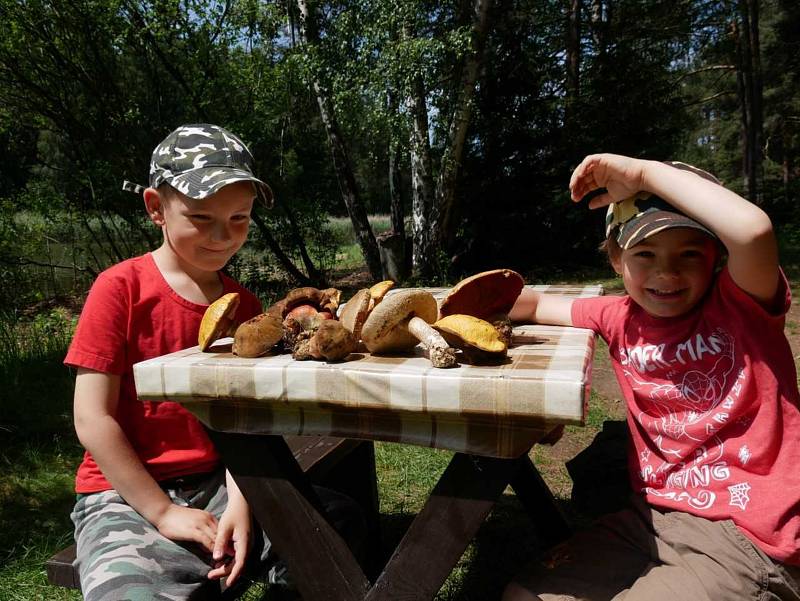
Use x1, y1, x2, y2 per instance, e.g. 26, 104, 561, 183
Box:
571, 154, 779, 306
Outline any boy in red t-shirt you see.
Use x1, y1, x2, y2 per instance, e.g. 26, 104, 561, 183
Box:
65, 124, 360, 600
504, 154, 800, 600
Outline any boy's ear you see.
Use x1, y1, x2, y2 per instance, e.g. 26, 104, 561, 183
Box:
143, 188, 165, 226
609, 252, 624, 275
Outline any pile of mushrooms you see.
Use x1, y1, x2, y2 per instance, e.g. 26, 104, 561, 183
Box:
198, 286, 356, 361
197, 270, 525, 368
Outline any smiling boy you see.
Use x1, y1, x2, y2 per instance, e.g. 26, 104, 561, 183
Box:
504, 154, 800, 600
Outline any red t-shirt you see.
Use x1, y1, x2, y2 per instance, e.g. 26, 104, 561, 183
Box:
64, 253, 262, 493
572, 267, 800, 565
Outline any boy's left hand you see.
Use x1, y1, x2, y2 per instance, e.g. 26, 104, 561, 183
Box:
207, 499, 251, 585
569, 154, 648, 208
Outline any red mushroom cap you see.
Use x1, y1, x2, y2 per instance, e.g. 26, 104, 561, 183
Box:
439, 269, 524, 320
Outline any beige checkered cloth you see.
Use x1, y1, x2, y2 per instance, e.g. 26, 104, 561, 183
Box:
134, 285, 602, 458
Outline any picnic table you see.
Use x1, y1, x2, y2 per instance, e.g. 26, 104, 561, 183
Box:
133, 284, 602, 600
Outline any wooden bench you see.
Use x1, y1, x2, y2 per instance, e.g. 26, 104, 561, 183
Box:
46, 435, 380, 597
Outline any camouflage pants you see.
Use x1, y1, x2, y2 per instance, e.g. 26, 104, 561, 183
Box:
71, 471, 366, 601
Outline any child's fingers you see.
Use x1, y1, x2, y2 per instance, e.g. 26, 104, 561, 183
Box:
207, 560, 230, 580
569, 155, 602, 201
587, 192, 615, 210
225, 546, 246, 586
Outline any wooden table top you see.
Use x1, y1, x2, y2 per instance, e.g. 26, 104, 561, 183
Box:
134, 284, 602, 458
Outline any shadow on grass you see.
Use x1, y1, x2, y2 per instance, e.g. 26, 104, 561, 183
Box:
374, 495, 582, 601
0, 430, 83, 600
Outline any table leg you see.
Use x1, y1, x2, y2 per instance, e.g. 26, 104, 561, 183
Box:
207, 430, 370, 601
366, 453, 520, 601
510, 454, 572, 546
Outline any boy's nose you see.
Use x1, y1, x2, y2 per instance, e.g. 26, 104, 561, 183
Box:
656, 258, 680, 276
210, 220, 231, 242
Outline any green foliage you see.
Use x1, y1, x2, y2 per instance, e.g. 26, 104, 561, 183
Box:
0, 0, 799, 297
0, 308, 76, 435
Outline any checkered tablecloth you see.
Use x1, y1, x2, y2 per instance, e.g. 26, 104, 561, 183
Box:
133, 285, 602, 458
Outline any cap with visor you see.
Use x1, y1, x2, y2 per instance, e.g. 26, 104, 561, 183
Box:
605, 161, 719, 250
122, 123, 273, 207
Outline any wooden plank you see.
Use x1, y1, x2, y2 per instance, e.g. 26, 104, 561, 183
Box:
510, 455, 572, 546
366, 453, 520, 601
45, 544, 80, 589
207, 430, 371, 601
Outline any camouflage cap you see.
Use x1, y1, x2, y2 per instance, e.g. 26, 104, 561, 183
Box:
148, 123, 273, 207
605, 161, 719, 250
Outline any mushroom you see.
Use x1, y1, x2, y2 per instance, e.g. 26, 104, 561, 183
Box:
438, 269, 524, 345
284, 286, 341, 318
198, 292, 240, 351
276, 287, 342, 349
361, 289, 457, 368
232, 312, 284, 358
294, 320, 356, 362
433, 314, 508, 364
338, 288, 372, 342
368, 280, 395, 311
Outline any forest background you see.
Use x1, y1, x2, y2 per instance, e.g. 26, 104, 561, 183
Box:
1, 0, 799, 308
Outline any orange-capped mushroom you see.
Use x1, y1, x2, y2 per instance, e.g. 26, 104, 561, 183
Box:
198, 292, 240, 351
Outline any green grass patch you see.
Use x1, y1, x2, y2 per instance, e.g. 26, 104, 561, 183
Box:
0, 433, 83, 601
329, 215, 393, 271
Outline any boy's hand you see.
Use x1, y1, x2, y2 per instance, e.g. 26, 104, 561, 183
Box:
207, 498, 251, 585
154, 504, 219, 553
570, 154, 648, 208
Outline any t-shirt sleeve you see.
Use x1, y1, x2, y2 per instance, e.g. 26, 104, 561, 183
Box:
571, 295, 626, 341
716, 266, 791, 324
64, 272, 130, 375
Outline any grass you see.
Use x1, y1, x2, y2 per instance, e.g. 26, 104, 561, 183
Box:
328, 214, 393, 270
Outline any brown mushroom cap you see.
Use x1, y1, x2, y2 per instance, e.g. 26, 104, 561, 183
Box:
339, 288, 371, 340
282, 287, 342, 317
433, 314, 507, 355
438, 269, 524, 320
307, 320, 356, 361
361, 289, 438, 353
198, 292, 240, 351
232, 312, 284, 357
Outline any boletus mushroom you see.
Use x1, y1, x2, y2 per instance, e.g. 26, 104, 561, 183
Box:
361, 289, 457, 368
433, 314, 508, 364
338, 288, 372, 342
232, 312, 284, 358
293, 320, 356, 362
277, 287, 341, 349
368, 280, 395, 311
438, 269, 524, 345
198, 292, 240, 351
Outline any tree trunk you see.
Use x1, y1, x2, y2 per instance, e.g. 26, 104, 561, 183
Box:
406, 71, 438, 280
734, 0, 763, 203
296, 0, 383, 280
251, 212, 314, 286
384, 88, 409, 282
565, 0, 581, 126
435, 0, 492, 253
387, 90, 405, 241
275, 198, 325, 286
590, 0, 605, 51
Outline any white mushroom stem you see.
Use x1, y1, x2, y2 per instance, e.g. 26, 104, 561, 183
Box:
408, 316, 457, 368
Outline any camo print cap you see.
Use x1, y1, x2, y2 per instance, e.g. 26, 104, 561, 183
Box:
605, 161, 719, 250
145, 123, 273, 207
